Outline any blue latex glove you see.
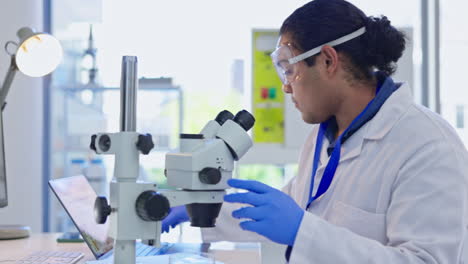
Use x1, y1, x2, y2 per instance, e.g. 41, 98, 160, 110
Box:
161, 205, 189, 233
224, 179, 305, 246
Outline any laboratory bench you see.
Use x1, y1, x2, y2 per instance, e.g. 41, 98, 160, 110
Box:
0, 233, 261, 264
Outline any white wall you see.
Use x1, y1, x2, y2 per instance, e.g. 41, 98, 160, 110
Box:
0, 0, 44, 232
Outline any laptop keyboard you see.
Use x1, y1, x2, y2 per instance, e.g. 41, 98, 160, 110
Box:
16, 251, 84, 264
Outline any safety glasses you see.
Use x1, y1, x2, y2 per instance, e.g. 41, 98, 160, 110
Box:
271, 27, 366, 85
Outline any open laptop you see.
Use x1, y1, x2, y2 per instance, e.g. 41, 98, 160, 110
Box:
49, 175, 173, 260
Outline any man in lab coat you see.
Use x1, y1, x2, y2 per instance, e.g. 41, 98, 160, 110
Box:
163, 0, 468, 263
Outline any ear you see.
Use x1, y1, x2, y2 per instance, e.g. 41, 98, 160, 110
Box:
319, 45, 339, 76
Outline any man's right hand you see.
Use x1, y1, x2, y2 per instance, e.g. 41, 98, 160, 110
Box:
162, 205, 189, 233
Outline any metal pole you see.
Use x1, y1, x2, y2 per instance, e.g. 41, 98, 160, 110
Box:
120, 56, 138, 132
421, 0, 429, 108
0, 56, 18, 108
434, 0, 441, 114
421, 0, 441, 113
42, 0, 52, 232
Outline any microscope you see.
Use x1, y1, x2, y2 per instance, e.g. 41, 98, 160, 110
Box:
91, 56, 255, 264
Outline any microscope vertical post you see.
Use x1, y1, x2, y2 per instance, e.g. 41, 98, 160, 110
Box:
120, 56, 137, 132
113, 56, 138, 264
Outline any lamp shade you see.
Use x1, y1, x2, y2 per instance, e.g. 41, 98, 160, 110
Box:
14, 27, 63, 77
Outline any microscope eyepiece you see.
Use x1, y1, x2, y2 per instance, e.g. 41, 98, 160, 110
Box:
215, 110, 234, 125
233, 110, 255, 131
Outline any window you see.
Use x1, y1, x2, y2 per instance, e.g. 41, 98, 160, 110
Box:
440, 0, 468, 145
48, 0, 424, 236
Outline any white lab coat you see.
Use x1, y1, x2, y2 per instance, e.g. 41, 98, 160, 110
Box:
202, 83, 468, 263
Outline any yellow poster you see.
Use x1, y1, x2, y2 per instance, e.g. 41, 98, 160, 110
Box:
252, 30, 284, 143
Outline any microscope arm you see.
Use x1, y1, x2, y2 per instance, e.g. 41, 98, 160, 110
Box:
159, 189, 225, 207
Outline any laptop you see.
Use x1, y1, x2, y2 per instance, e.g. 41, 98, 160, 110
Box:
49, 175, 173, 260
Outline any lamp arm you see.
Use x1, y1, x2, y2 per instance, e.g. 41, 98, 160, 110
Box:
0, 55, 18, 110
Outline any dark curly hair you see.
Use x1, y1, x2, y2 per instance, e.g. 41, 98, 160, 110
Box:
280, 0, 407, 81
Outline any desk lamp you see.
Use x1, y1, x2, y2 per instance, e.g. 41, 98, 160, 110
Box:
0, 27, 62, 239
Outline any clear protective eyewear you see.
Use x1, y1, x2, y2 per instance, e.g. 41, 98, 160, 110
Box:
271, 27, 366, 85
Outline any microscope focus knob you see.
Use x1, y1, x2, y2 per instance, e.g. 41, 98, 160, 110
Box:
94, 196, 112, 224
199, 167, 222, 185
90, 134, 97, 152
136, 191, 170, 221
136, 134, 155, 155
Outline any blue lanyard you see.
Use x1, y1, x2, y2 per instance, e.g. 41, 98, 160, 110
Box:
306, 101, 374, 209
306, 80, 398, 208
306, 74, 399, 209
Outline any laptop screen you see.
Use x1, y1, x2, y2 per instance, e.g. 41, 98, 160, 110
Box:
49, 175, 114, 258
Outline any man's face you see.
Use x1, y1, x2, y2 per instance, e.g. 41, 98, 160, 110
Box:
278, 35, 339, 124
